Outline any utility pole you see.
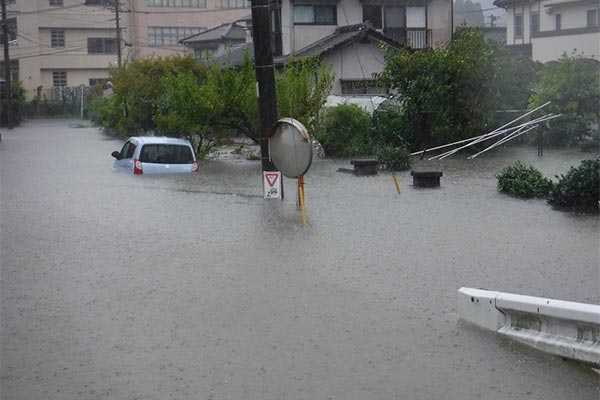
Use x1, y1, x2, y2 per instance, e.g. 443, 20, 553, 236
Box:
115, 0, 122, 66
250, 0, 277, 172
1, 0, 13, 129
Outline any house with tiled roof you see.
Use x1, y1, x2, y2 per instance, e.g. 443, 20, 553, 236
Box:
282, 22, 404, 94
182, 0, 453, 95
180, 23, 248, 60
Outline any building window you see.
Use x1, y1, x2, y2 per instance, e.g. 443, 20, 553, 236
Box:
341, 79, 385, 95
294, 5, 336, 25
214, 0, 249, 9
514, 14, 523, 38
148, 27, 205, 47
88, 38, 118, 54
89, 78, 107, 86
363, 5, 411, 30
147, 0, 206, 7
194, 48, 215, 60
49, 0, 63, 5
587, 9, 598, 27
85, 0, 113, 5
53, 71, 67, 87
555, 13, 561, 30
51, 29, 65, 48
0, 18, 16, 43
530, 13, 539, 35
363, 5, 383, 29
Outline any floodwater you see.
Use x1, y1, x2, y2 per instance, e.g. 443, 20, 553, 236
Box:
1, 120, 598, 399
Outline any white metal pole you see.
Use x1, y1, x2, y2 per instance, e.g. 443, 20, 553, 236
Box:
435, 102, 551, 160
80, 84, 84, 119
467, 114, 562, 159
429, 113, 556, 160
468, 125, 537, 159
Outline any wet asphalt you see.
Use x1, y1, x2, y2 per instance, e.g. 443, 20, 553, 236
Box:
1, 120, 599, 399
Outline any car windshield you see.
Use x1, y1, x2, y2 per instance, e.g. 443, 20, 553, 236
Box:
139, 144, 194, 164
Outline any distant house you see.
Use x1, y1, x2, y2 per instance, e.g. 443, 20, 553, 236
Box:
281, 22, 403, 95
279, 0, 452, 55
180, 23, 247, 61
494, 0, 600, 61
207, 0, 452, 95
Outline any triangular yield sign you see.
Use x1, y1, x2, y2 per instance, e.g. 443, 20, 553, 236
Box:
265, 173, 279, 187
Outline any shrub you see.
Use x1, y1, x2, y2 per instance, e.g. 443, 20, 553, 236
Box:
316, 104, 373, 157
547, 158, 599, 211
529, 55, 600, 145
496, 162, 553, 198
376, 146, 411, 171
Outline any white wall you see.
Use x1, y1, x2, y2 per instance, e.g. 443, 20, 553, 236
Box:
532, 33, 600, 62
322, 38, 387, 94
505, 0, 600, 61
281, 0, 363, 54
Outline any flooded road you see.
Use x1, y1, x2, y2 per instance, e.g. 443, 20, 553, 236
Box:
1, 120, 598, 399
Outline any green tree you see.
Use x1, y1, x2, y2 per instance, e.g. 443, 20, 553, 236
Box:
0, 80, 25, 127
529, 54, 600, 145
156, 52, 333, 147
95, 55, 209, 135
276, 56, 333, 136
379, 29, 537, 152
317, 103, 373, 157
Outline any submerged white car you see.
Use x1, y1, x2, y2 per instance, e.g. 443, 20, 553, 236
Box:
111, 136, 198, 175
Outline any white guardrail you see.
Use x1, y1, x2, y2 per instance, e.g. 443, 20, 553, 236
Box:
458, 287, 600, 367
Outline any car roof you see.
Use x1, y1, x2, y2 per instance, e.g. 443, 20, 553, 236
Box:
129, 136, 192, 146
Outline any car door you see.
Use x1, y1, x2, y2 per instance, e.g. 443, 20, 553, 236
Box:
114, 140, 137, 173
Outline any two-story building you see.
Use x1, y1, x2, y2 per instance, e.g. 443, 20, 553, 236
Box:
280, 0, 452, 54
494, 0, 600, 62
192, 0, 453, 95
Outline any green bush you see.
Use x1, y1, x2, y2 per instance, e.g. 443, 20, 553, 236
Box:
376, 146, 411, 171
496, 162, 553, 198
316, 104, 373, 157
547, 158, 599, 211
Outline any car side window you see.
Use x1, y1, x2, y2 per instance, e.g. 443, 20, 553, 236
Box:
120, 142, 136, 159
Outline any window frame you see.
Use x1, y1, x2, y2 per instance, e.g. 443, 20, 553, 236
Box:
148, 26, 205, 47
87, 37, 118, 54
293, 4, 337, 26
147, 0, 206, 7
587, 9, 598, 27
85, 0, 113, 6
362, 4, 383, 29
514, 14, 523, 38
530, 12, 539, 36
52, 71, 67, 87
51, 29, 65, 48
49, 0, 63, 5
214, 0, 249, 9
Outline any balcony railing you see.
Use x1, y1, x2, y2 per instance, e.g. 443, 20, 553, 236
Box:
383, 28, 431, 49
